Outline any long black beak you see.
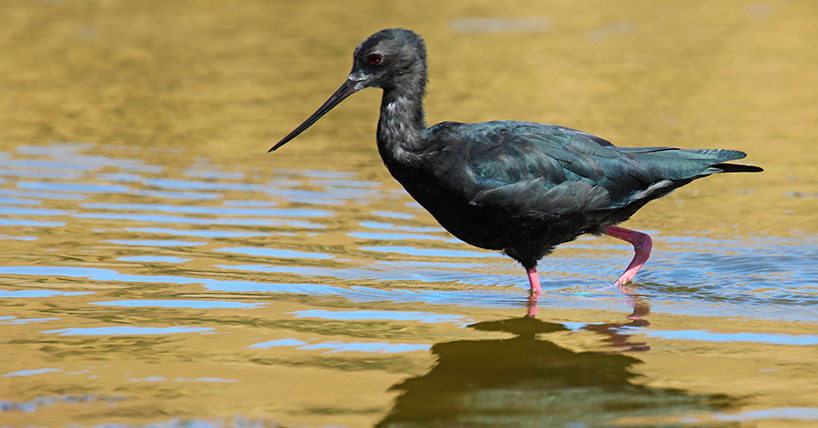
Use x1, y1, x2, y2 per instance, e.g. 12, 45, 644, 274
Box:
269, 79, 362, 152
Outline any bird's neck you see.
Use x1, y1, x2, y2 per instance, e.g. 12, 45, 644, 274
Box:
377, 86, 428, 162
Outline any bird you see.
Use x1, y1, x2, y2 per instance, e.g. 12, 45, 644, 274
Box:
270, 28, 762, 298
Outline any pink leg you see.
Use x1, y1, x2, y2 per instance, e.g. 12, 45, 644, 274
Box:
604, 226, 652, 287
526, 267, 541, 318
527, 267, 542, 296
525, 267, 542, 318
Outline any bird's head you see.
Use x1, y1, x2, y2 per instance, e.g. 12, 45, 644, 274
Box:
349, 28, 427, 91
270, 28, 427, 152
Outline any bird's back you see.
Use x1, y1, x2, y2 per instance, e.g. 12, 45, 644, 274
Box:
386, 120, 759, 260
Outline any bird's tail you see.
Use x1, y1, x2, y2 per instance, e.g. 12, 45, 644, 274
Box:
710, 162, 764, 173
619, 147, 763, 179
690, 149, 764, 175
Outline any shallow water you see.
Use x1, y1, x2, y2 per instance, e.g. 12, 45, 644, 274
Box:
2, 1, 818, 427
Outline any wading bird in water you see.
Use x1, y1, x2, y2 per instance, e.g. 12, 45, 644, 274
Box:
271, 28, 761, 301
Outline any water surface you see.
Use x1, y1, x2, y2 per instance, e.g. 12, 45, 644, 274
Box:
1, 1, 817, 427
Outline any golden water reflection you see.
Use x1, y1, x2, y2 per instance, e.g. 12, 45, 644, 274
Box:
1, 0, 817, 427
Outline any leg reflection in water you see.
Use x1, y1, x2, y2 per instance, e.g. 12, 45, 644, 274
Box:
526, 280, 650, 322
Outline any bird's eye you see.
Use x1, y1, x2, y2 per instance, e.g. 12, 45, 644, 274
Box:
368, 53, 382, 65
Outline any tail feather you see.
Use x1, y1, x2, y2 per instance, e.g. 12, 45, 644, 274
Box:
620, 147, 762, 179
712, 163, 764, 173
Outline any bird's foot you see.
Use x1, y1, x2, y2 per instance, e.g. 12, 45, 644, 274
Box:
614, 281, 635, 294
602, 279, 633, 293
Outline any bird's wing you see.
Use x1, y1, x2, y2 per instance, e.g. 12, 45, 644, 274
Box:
423, 120, 753, 218
428, 121, 655, 216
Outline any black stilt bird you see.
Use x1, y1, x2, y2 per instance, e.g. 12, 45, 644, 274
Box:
271, 28, 762, 296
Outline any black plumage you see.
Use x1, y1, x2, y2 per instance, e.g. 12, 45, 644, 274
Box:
271, 28, 761, 297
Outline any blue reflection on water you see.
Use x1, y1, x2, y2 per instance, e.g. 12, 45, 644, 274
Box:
359, 221, 444, 233
134, 189, 222, 200
0, 317, 59, 325
636, 328, 818, 346
2, 368, 62, 378
299, 341, 430, 354
142, 178, 267, 191
348, 231, 461, 243
371, 210, 415, 219
360, 245, 497, 259
274, 169, 353, 179
247, 338, 307, 349
0, 265, 343, 296
1, 235, 39, 241
262, 187, 351, 205
128, 376, 167, 382
90, 300, 267, 309
0, 289, 93, 298
222, 200, 276, 207
75, 212, 326, 228
0, 197, 42, 205
95, 173, 142, 182
714, 408, 818, 422
290, 309, 468, 325
3, 158, 96, 170
216, 262, 522, 287
117, 256, 193, 263
183, 170, 245, 180
0, 265, 520, 307
124, 227, 268, 238
43, 326, 214, 336
307, 179, 379, 188
215, 247, 334, 260
103, 239, 207, 247
0, 188, 86, 200
17, 181, 132, 193
0, 218, 66, 227
0, 169, 83, 179
81, 202, 333, 218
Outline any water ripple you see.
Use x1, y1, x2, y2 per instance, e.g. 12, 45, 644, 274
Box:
43, 326, 214, 336
81, 202, 333, 217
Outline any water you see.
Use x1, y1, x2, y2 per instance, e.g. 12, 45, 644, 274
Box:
1, 141, 816, 427
2, 1, 818, 427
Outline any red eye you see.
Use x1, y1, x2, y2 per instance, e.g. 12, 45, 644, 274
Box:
368, 53, 382, 65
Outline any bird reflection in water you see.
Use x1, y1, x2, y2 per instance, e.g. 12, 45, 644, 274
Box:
376, 305, 732, 427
